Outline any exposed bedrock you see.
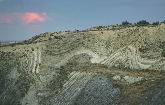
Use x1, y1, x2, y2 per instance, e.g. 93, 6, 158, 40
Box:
0, 23, 165, 105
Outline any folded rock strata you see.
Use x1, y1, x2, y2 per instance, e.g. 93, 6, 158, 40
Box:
0, 23, 165, 105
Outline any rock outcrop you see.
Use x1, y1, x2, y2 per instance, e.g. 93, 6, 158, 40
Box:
0, 23, 165, 105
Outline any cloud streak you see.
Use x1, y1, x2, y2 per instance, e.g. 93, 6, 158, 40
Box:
0, 18, 12, 23
0, 12, 51, 24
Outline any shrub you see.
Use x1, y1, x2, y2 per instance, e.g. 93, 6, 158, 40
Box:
122, 20, 132, 25
48, 37, 52, 40
136, 20, 150, 26
152, 21, 159, 25
54, 36, 61, 39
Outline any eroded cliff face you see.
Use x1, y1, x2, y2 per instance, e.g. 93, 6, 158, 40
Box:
0, 24, 165, 105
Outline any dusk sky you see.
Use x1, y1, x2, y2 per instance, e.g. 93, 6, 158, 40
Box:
0, 0, 165, 41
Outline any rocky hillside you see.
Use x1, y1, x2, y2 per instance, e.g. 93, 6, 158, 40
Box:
0, 23, 165, 105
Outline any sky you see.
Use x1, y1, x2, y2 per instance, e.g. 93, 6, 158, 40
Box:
0, 0, 165, 41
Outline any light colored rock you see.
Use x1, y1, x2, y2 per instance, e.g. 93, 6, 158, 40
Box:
123, 76, 144, 83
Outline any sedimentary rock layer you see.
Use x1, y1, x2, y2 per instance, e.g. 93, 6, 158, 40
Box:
0, 23, 165, 105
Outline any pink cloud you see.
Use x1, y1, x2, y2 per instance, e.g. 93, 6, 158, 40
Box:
0, 12, 51, 24
21, 12, 45, 24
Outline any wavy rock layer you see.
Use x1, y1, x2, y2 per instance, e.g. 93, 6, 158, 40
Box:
0, 24, 165, 105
